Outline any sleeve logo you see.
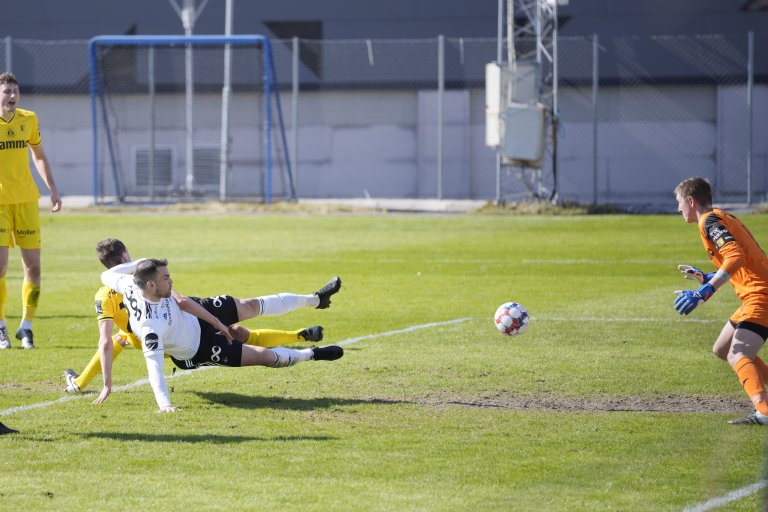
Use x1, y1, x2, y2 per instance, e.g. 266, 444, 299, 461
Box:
144, 332, 160, 351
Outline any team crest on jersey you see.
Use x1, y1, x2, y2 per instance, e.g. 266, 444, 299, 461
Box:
6, 128, 14, 137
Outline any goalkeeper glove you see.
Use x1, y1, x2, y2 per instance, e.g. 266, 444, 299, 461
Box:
674, 283, 715, 315
678, 264, 716, 285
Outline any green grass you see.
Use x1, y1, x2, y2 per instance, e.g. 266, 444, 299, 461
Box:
1, 211, 767, 511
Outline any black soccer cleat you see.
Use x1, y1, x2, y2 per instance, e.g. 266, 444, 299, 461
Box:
312, 345, 344, 361
0, 422, 19, 435
314, 276, 342, 309
299, 326, 324, 342
728, 411, 768, 425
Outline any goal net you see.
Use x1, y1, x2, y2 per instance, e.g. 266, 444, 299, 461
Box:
88, 35, 294, 204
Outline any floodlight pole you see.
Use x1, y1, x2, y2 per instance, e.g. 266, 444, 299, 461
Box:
169, 0, 210, 196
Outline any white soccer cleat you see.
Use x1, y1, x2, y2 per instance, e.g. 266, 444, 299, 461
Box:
63, 368, 82, 394
728, 410, 768, 425
0, 326, 10, 349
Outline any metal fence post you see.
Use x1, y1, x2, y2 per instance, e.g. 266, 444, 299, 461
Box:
747, 31, 754, 206
592, 34, 599, 205
4, 36, 11, 71
291, 36, 300, 195
437, 35, 445, 200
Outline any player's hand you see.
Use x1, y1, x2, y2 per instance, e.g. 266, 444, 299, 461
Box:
50, 191, 62, 213
214, 320, 234, 344
93, 386, 112, 404
678, 264, 715, 285
674, 283, 715, 315
157, 406, 177, 413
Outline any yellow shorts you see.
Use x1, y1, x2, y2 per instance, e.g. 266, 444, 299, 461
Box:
0, 201, 41, 249
730, 295, 768, 329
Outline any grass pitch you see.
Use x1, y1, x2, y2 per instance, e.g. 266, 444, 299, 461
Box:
0, 210, 766, 511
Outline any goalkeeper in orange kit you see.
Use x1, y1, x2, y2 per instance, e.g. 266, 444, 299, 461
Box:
674, 177, 768, 425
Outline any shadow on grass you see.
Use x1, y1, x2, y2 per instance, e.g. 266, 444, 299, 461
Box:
195, 392, 406, 410
81, 432, 334, 443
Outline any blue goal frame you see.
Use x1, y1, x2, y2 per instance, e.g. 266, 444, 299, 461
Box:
88, 34, 295, 204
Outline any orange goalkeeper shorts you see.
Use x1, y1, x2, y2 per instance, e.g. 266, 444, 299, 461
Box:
731, 295, 768, 329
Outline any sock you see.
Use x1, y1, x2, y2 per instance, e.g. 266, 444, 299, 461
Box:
21, 279, 40, 324
754, 357, 768, 386
269, 347, 313, 368
734, 357, 768, 415
258, 293, 317, 316
75, 338, 125, 390
246, 329, 300, 348
0, 276, 6, 320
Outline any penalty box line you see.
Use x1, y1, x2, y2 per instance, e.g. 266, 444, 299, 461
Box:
0, 317, 474, 418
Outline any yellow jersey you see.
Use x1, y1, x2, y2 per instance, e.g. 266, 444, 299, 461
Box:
0, 108, 42, 204
94, 285, 141, 349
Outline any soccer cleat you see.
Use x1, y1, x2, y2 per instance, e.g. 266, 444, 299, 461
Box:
63, 368, 82, 394
728, 411, 768, 425
0, 422, 19, 435
0, 326, 9, 349
299, 326, 324, 342
311, 345, 344, 361
314, 276, 342, 309
16, 328, 34, 349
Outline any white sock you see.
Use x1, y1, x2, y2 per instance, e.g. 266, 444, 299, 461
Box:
0, 320, 5, 329
20, 320, 32, 330
270, 347, 313, 368
258, 293, 319, 316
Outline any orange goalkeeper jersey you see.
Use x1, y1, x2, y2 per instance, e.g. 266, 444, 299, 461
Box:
698, 208, 768, 300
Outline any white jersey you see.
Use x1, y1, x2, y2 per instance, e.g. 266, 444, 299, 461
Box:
101, 260, 203, 408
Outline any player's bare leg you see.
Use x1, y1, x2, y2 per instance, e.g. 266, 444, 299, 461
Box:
727, 328, 768, 425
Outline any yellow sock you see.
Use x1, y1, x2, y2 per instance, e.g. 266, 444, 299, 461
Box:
21, 279, 40, 322
75, 337, 125, 390
0, 276, 6, 319
734, 357, 768, 415
246, 329, 301, 348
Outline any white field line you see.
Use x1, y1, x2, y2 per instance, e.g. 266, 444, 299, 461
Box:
0, 319, 473, 417
682, 480, 767, 512
1, 315, 760, 509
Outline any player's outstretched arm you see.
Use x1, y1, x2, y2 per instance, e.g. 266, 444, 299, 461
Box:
93, 319, 116, 404
171, 290, 234, 344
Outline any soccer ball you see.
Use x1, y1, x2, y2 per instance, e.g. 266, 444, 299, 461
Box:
494, 302, 529, 336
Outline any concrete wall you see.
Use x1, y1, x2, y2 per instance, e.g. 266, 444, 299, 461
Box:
26, 83, 767, 207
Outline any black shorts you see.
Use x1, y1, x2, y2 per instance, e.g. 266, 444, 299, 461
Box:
170, 295, 245, 369
729, 319, 768, 342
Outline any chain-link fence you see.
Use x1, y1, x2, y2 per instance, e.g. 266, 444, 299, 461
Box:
2, 34, 765, 208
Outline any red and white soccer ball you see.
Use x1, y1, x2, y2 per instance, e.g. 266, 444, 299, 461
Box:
494, 302, 529, 336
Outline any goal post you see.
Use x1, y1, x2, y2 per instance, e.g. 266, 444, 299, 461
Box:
88, 34, 295, 204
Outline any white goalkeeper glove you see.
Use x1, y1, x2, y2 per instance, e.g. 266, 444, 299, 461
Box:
678, 264, 716, 285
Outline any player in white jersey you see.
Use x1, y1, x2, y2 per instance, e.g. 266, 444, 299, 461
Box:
101, 258, 343, 412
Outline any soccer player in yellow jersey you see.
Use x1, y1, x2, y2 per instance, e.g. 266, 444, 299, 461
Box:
64, 238, 326, 402
674, 177, 768, 425
0, 72, 61, 350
